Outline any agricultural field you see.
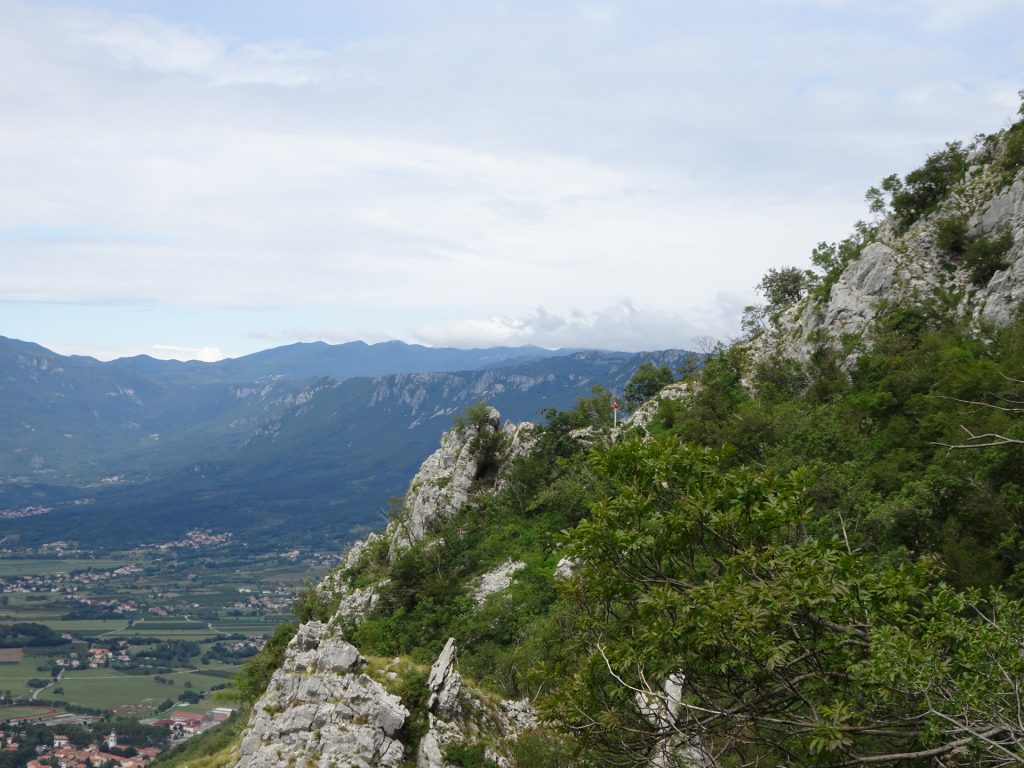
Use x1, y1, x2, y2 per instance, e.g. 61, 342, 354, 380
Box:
0, 542, 337, 715
47, 666, 240, 713
0, 650, 58, 696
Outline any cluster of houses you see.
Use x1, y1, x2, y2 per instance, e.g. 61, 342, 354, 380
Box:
54, 644, 131, 670
230, 585, 296, 614
150, 529, 232, 551
14, 707, 236, 768
146, 707, 234, 737
0, 566, 139, 597
24, 731, 159, 768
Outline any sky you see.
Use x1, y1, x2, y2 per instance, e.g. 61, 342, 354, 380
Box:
0, 0, 1021, 360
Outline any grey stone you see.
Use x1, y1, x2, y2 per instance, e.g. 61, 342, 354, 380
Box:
473, 560, 526, 606
427, 637, 462, 718
554, 557, 576, 580
233, 624, 408, 768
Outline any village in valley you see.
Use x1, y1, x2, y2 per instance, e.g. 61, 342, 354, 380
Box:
0, 531, 336, 766
13, 706, 236, 768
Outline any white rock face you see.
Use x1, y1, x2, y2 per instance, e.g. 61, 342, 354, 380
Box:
234, 622, 408, 768
473, 560, 526, 606
386, 408, 534, 561
800, 242, 904, 344
625, 382, 691, 433
783, 167, 1024, 361
498, 699, 538, 736
496, 421, 539, 488
387, 407, 498, 560
977, 177, 1024, 325
554, 556, 576, 580
426, 637, 463, 718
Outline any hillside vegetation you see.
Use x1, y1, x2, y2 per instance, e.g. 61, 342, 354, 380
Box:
197, 102, 1024, 767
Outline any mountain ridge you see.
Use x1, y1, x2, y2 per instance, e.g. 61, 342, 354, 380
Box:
0, 338, 695, 551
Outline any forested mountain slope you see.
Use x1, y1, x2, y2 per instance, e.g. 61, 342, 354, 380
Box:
1, 343, 690, 550
169, 103, 1024, 767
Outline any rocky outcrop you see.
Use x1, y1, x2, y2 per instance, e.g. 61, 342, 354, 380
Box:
415, 638, 540, 768
496, 420, 539, 486
473, 560, 526, 606
783, 162, 1024, 361
386, 407, 534, 561
977, 177, 1024, 325
554, 556, 576, 580
426, 637, 462, 718
234, 622, 408, 768
625, 381, 691, 433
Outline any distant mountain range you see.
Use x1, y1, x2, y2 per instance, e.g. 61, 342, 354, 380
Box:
0, 337, 695, 551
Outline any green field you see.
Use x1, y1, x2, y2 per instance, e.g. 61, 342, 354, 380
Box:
0, 651, 57, 695
51, 665, 240, 712
112, 620, 220, 640
210, 617, 287, 635
0, 558, 131, 577
0, 544, 324, 714
44, 619, 132, 634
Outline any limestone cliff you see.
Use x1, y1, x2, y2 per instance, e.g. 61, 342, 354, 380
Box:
771, 132, 1024, 360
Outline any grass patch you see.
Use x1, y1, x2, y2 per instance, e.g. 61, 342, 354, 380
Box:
53, 666, 226, 712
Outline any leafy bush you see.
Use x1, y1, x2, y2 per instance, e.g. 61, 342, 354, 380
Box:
389, 666, 430, 754
888, 142, 968, 230
454, 401, 506, 482
963, 229, 1014, 285
1001, 123, 1024, 178
549, 435, 1024, 766
935, 215, 1013, 285
443, 742, 498, 767
293, 581, 340, 623
809, 221, 875, 299
934, 214, 968, 256
511, 730, 582, 768
623, 361, 675, 410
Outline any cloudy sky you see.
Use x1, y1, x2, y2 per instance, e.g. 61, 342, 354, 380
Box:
0, 0, 1021, 360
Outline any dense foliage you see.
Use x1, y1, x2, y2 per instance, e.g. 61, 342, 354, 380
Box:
323, 295, 1024, 766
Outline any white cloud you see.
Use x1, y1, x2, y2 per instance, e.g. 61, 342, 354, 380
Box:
1, 1, 1022, 357
412, 299, 740, 352
47, 341, 226, 362
66, 10, 329, 86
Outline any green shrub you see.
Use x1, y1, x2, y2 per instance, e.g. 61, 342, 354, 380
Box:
511, 730, 579, 768
810, 221, 876, 299
391, 667, 430, 755
963, 230, 1014, 285
934, 215, 968, 256
889, 141, 968, 230
293, 581, 340, 623
623, 361, 675, 410
1001, 123, 1024, 180
443, 742, 497, 767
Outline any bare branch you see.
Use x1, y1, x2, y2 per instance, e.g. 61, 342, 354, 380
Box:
932, 424, 1024, 452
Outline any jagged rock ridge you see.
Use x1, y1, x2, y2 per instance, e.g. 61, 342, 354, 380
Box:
234, 409, 544, 768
